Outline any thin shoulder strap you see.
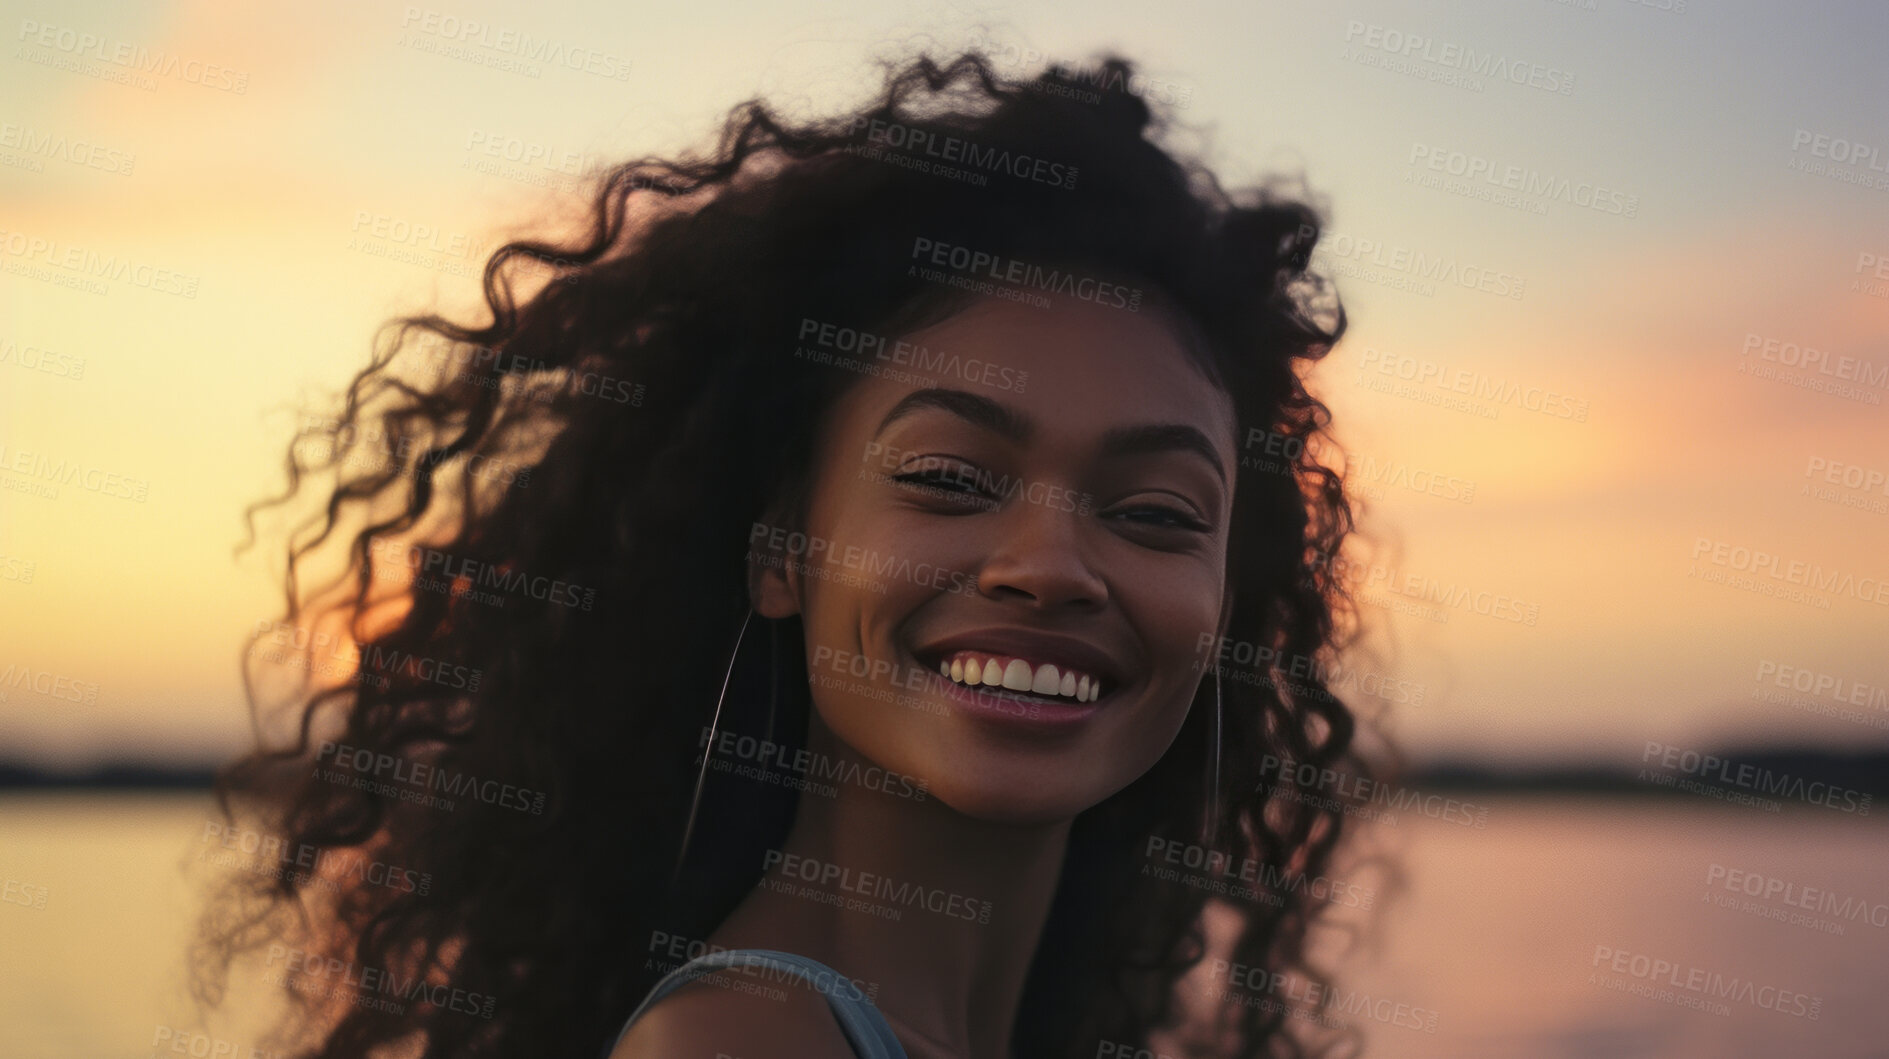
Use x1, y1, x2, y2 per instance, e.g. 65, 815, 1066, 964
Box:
606, 947, 907, 1059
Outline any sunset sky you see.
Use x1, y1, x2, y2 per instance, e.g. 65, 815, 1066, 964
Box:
2, 0, 1884, 770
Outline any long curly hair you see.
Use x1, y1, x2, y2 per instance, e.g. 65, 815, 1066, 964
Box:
196, 47, 1372, 1059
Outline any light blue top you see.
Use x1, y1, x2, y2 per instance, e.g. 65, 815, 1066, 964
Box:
607, 947, 908, 1059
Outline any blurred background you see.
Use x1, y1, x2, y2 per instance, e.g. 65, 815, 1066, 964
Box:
2, 0, 1884, 1055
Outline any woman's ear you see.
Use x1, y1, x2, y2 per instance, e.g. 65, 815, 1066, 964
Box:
747, 502, 803, 620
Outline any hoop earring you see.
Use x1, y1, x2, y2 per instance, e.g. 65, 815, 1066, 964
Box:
763, 618, 780, 745
672, 607, 759, 887
1203, 667, 1224, 844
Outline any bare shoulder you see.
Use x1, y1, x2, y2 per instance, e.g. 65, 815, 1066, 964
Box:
608, 967, 861, 1059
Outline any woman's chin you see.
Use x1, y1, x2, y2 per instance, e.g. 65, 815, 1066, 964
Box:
924, 777, 1096, 826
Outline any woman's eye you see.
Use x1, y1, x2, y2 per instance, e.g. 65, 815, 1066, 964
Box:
892, 468, 985, 495
1110, 504, 1211, 532
888, 462, 1000, 511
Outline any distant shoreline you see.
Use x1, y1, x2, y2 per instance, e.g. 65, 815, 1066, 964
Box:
6, 746, 1887, 800
0, 761, 220, 790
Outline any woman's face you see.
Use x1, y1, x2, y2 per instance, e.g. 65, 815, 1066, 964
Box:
752, 292, 1238, 823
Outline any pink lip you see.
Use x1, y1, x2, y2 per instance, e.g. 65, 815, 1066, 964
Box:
922, 665, 1104, 731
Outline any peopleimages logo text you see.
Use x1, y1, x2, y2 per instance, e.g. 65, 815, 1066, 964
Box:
1343, 20, 1575, 94
317, 741, 546, 814
850, 118, 1076, 189
1642, 741, 1872, 815
397, 8, 631, 80
910, 237, 1142, 311
762, 850, 992, 923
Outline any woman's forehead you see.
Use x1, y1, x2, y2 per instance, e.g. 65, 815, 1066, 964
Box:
842, 293, 1235, 444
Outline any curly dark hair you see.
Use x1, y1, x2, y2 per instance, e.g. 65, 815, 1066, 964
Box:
196, 47, 1373, 1059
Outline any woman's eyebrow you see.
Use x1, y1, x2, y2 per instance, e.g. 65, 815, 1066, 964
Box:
1099, 424, 1227, 486
873, 387, 1226, 484
875, 388, 1031, 443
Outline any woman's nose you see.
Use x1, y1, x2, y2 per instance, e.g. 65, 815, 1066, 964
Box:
971, 498, 1108, 611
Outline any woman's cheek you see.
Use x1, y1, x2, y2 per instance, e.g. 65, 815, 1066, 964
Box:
1127, 565, 1222, 668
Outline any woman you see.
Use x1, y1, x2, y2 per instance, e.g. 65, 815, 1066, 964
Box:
201, 49, 1368, 1059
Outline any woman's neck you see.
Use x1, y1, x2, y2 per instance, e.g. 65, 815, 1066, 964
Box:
707, 716, 1072, 1059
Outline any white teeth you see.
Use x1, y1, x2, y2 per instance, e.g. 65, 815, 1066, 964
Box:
1032, 664, 1061, 695
934, 651, 1106, 703
1002, 659, 1033, 691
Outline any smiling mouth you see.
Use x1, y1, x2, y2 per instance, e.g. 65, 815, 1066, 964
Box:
913, 649, 1113, 706
929, 674, 1106, 716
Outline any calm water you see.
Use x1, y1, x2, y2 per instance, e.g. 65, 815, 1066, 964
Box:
1306, 799, 1889, 1059
2, 793, 1885, 1058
